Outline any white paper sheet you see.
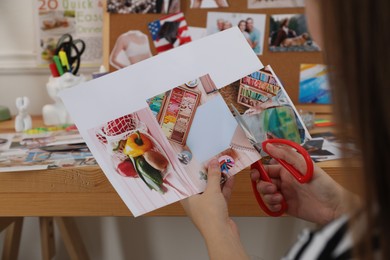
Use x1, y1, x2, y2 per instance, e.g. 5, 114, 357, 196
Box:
60, 27, 263, 216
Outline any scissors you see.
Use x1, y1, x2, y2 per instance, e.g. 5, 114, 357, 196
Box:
231, 105, 314, 217
55, 34, 85, 75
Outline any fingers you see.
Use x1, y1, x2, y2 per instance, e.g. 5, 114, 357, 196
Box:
265, 143, 308, 174
205, 158, 222, 194
250, 165, 282, 187
250, 165, 282, 182
221, 176, 234, 203
250, 168, 283, 212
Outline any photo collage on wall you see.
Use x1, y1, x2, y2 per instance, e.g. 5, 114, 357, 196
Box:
108, 1, 319, 71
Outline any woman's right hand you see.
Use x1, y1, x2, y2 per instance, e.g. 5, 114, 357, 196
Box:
251, 143, 359, 225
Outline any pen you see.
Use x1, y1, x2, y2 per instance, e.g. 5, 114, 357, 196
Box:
59, 50, 70, 71
49, 63, 60, 77
53, 55, 64, 76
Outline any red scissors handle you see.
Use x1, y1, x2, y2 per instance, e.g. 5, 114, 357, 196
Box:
251, 139, 314, 217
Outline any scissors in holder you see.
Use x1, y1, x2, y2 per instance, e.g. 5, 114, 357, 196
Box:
251, 138, 313, 217
55, 33, 85, 75
230, 104, 314, 217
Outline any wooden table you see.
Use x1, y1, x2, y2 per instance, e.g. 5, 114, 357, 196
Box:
0, 115, 359, 217
0, 114, 359, 259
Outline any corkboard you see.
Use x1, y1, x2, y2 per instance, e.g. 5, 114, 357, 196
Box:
103, 0, 330, 113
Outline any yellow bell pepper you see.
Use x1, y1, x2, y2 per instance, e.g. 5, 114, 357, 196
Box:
123, 131, 152, 157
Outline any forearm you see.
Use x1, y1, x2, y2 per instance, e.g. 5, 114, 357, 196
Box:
202, 226, 250, 260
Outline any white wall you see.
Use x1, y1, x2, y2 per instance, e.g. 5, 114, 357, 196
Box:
0, 1, 315, 259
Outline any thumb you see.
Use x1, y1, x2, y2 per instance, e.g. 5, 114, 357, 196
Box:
205, 158, 222, 193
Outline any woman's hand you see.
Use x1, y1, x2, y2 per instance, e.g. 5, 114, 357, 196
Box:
251, 143, 360, 225
181, 159, 249, 260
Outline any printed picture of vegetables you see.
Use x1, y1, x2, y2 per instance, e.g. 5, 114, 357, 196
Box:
116, 130, 169, 194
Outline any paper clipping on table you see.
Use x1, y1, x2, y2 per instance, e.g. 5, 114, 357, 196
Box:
60, 27, 264, 216
0, 131, 96, 173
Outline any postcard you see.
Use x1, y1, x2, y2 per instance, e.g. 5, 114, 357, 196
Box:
269, 14, 320, 52
248, 0, 304, 9
60, 27, 263, 216
107, 0, 180, 14
190, 0, 229, 8
148, 12, 191, 54
206, 12, 266, 55
299, 64, 331, 104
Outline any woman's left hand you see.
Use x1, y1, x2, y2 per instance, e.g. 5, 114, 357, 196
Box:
180, 159, 250, 260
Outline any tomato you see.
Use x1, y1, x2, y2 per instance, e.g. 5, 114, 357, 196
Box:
117, 159, 138, 178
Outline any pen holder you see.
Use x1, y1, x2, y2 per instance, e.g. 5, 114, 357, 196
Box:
42, 72, 86, 126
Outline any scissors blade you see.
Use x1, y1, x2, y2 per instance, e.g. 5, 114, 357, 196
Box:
230, 104, 263, 153
231, 104, 269, 156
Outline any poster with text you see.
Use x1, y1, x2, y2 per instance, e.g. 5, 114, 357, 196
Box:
35, 0, 103, 66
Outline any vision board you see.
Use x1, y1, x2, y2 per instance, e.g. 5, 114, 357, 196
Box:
103, 0, 329, 112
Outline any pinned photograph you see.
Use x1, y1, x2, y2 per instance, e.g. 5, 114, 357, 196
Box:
148, 12, 192, 53
299, 64, 331, 104
190, 0, 229, 8
248, 0, 304, 9
107, 0, 180, 14
207, 12, 266, 55
269, 14, 320, 52
109, 30, 152, 70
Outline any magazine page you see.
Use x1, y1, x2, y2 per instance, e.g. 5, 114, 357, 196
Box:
220, 65, 311, 155
60, 27, 263, 216
0, 130, 96, 172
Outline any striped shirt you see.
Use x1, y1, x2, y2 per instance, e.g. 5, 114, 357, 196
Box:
282, 213, 380, 260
